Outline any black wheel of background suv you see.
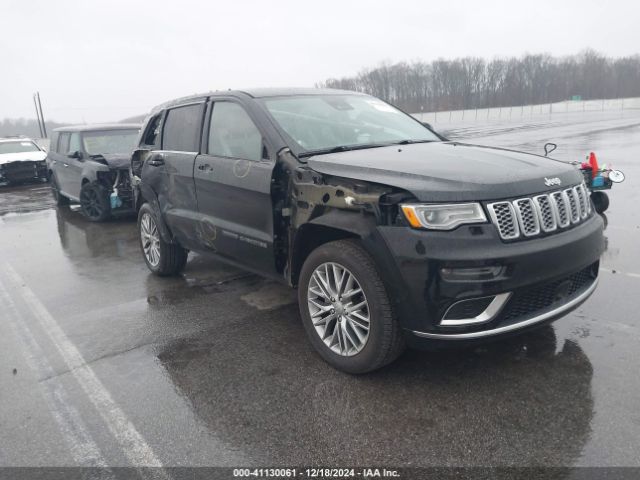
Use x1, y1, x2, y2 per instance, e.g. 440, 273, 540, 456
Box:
137, 203, 188, 276
591, 191, 609, 214
298, 239, 405, 374
79, 182, 111, 222
50, 173, 69, 207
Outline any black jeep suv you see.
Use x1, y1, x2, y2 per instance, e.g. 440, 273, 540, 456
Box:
48, 124, 140, 221
132, 88, 604, 373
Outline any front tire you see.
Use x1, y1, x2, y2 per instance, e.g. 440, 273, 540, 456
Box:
298, 239, 405, 374
80, 182, 111, 222
138, 203, 188, 276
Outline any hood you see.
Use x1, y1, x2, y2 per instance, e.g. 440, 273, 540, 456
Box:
0, 150, 47, 165
91, 153, 130, 169
306, 142, 583, 202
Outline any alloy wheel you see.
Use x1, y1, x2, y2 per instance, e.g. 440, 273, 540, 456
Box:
307, 262, 370, 356
140, 212, 161, 267
80, 188, 103, 219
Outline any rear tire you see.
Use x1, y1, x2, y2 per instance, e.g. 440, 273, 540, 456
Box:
298, 239, 405, 374
138, 203, 188, 276
51, 174, 69, 207
80, 182, 111, 222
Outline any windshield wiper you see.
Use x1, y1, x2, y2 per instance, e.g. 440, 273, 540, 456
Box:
298, 143, 391, 158
391, 139, 436, 145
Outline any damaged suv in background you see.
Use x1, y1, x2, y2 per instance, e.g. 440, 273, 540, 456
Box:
48, 124, 140, 221
0, 136, 48, 184
132, 88, 604, 373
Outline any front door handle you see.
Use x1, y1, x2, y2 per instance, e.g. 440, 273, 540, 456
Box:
62, 163, 69, 168
198, 163, 212, 172
148, 154, 165, 167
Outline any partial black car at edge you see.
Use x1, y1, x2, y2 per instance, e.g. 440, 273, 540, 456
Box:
131, 88, 604, 373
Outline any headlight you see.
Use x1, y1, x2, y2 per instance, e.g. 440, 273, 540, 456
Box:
400, 203, 487, 230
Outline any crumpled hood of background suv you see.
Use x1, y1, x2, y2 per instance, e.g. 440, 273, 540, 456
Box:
306, 142, 583, 202
92, 153, 130, 170
0, 150, 47, 166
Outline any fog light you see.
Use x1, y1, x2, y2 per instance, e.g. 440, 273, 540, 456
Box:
441, 292, 512, 326
440, 265, 505, 282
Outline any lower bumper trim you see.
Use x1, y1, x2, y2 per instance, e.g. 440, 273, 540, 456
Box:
411, 277, 598, 340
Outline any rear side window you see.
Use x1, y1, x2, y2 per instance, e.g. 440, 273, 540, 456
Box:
208, 102, 262, 161
58, 133, 70, 154
49, 132, 59, 152
69, 133, 82, 153
162, 104, 203, 152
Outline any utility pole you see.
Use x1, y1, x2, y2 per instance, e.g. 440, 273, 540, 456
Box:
33, 94, 44, 138
36, 92, 47, 137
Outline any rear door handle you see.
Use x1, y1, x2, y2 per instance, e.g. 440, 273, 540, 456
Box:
62, 163, 69, 168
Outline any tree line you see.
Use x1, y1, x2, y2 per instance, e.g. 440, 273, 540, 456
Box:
318, 50, 640, 113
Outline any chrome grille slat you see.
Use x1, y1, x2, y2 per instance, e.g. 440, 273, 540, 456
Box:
513, 198, 540, 236
575, 184, 589, 219
488, 183, 591, 241
565, 187, 580, 223
551, 191, 571, 228
487, 201, 519, 240
533, 195, 557, 232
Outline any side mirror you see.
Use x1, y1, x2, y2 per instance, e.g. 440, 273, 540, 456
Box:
68, 150, 83, 160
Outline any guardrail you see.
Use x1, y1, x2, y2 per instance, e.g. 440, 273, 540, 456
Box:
413, 97, 640, 124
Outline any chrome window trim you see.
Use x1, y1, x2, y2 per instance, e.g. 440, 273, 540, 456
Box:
412, 277, 598, 340
440, 292, 512, 326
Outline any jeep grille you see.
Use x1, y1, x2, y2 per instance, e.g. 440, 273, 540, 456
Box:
487, 183, 591, 241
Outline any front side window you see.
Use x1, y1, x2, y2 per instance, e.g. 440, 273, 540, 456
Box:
262, 94, 439, 155
162, 104, 203, 152
82, 129, 139, 155
0, 140, 41, 155
143, 114, 162, 148
208, 102, 262, 161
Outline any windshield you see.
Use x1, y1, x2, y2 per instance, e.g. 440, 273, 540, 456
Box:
0, 140, 41, 155
262, 94, 439, 155
82, 129, 139, 155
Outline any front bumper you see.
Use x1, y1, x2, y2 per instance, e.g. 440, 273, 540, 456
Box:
373, 213, 604, 344
0, 161, 48, 184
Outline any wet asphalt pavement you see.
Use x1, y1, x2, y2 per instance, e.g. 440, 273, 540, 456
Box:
1, 111, 639, 471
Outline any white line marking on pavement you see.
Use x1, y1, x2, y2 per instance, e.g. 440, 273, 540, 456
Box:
0, 280, 113, 474
3, 263, 169, 477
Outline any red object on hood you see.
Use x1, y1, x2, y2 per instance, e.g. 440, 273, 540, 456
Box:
588, 152, 599, 177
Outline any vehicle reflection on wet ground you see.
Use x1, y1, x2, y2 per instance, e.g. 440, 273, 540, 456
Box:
0, 113, 639, 468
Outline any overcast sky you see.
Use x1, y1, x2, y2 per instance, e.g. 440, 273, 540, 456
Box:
2, 0, 639, 123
